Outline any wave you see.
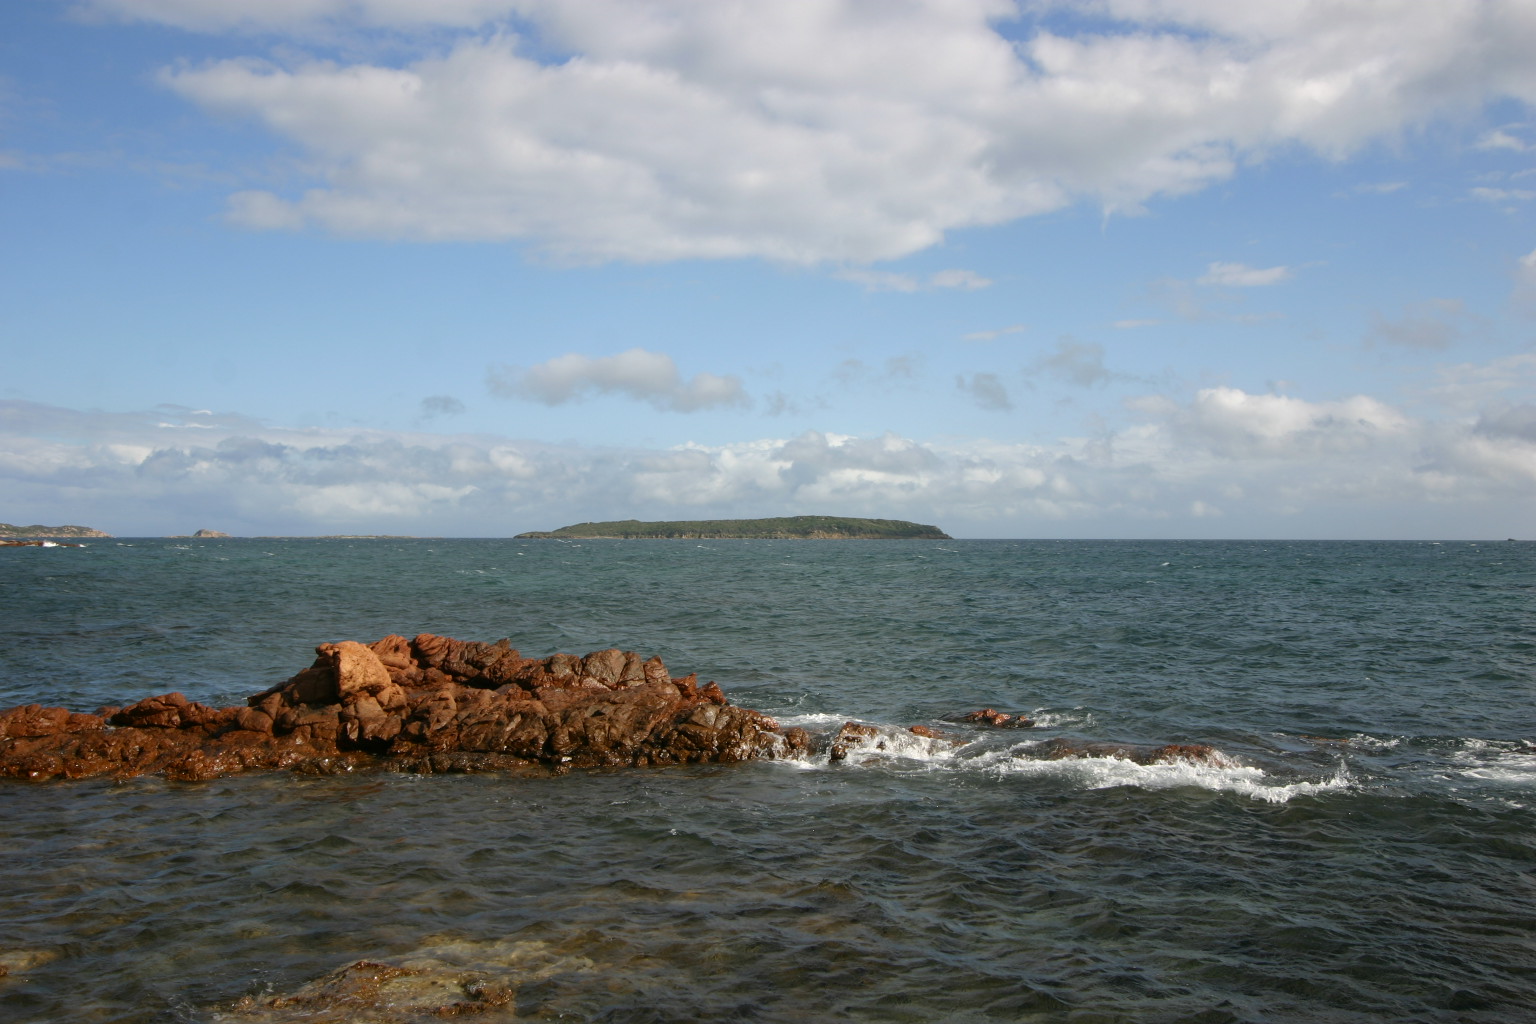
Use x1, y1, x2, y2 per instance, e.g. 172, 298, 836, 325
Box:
774, 717, 1350, 804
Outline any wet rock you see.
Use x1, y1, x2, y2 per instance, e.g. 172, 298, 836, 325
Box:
0, 947, 60, 979
224, 958, 513, 1021
0, 634, 811, 781
1020, 737, 1225, 765
962, 708, 1035, 728
828, 721, 881, 761
222, 938, 592, 1022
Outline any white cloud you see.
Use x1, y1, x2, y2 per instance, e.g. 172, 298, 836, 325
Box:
963, 323, 1028, 341
129, 0, 1536, 264
1417, 352, 1536, 414
4, 386, 1535, 538
1160, 386, 1410, 459
1470, 186, 1536, 203
1476, 128, 1529, 152
1197, 261, 1293, 287
487, 348, 747, 412
836, 268, 993, 292
928, 269, 993, 291
1517, 247, 1536, 305
75, 0, 526, 33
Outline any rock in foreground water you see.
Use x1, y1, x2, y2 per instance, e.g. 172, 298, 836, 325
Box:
0, 635, 810, 781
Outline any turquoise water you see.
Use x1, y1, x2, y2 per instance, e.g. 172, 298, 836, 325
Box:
2, 538, 1533, 1022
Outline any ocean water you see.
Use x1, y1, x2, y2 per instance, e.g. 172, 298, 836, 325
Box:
1, 538, 1533, 1023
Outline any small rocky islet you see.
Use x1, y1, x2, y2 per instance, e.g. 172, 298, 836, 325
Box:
0, 634, 809, 781
0, 634, 1222, 782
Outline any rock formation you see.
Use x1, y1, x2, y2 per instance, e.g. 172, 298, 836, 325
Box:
0, 635, 810, 781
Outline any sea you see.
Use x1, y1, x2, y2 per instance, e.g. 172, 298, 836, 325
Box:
1, 538, 1533, 1023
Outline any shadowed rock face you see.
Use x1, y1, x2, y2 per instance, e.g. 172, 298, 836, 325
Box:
0, 635, 811, 781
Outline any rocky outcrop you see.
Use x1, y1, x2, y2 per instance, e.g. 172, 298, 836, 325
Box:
0, 635, 810, 781
0, 522, 109, 538
222, 938, 592, 1022
192, 529, 231, 538
962, 707, 1035, 728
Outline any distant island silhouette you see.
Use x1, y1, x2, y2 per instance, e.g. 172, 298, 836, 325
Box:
0, 522, 110, 538
516, 516, 950, 540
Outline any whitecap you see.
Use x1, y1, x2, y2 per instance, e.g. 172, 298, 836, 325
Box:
984, 749, 1352, 804
778, 711, 855, 728
1028, 709, 1094, 730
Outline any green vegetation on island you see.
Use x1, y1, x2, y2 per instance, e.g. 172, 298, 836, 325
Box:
516, 516, 950, 540
0, 522, 111, 538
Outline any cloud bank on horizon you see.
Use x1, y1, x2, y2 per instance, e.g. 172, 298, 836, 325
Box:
1, 0, 1534, 537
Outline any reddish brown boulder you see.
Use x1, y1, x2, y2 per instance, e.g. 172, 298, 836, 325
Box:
0, 634, 810, 781
828, 721, 881, 761
962, 708, 1035, 728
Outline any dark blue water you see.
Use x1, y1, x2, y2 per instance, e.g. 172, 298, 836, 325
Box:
2, 539, 1533, 1022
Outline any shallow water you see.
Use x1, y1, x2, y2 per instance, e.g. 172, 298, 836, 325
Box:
2, 539, 1533, 1022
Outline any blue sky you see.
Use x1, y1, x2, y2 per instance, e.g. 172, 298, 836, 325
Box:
3, 0, 1535, 538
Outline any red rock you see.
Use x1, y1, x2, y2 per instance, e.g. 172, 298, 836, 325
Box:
828, 721, 881, 761
0, 635, 811, 781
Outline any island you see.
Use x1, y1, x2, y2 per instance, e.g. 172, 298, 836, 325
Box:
0, 522, 110, 539
515, 515, 951, 540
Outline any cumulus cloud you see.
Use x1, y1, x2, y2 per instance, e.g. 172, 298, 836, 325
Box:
957, 372, 1012, 411
487, 348, 747, 412
1197, 261, 1294, 287
1151, 386, 1411, 459
4, 385, 1534, 537
116, 0, 1536, 264
1417, 352, 1536, 414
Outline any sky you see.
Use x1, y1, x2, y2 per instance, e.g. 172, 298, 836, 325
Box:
2, 0, 1535, 539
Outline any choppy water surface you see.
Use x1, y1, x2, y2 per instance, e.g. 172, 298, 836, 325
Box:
2, 539, 1533, 1022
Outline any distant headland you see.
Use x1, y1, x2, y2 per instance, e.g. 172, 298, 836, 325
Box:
516, 516, 951, 540
0, 522, 111, 539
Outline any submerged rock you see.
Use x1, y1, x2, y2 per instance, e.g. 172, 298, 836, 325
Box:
225, 959, 513, 1021
222, 938, 592, 1023
1018, 737, 1225, 766
0, 635, 810, 781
